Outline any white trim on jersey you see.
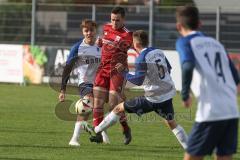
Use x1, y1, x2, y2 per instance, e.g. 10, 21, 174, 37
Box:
102, 38, 115, 46
122, 26, 130, 33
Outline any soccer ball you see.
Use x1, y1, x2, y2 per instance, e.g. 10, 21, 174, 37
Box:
75, 96, 93, 116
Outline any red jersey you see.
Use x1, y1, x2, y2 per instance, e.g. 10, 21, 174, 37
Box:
100, 24, 132, 69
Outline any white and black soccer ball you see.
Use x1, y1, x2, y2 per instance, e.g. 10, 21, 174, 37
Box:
75, 96, 93, 116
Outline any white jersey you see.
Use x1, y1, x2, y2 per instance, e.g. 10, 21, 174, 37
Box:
142, 48, 176, 103
76, 40, 101, 85
190, 36, 239, 122
67, 39, 101, 85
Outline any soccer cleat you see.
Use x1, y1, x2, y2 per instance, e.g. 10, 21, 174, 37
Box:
89, 132, 103, 143
102, 131, 110, 144
103, 137, 110, 144
123, 128, 132, 145
69, 139, 80, 147
81, 121, 95, 136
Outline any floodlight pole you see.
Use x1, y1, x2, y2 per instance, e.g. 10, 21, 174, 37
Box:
31, 0, 37, 46
149, 0, 154, 47
92, 4, 96, 21
216, 6, 221, 41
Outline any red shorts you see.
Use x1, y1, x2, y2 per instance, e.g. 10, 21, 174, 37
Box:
94, 68, 125, 93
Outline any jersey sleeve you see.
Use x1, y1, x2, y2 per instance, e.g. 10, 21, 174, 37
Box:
127, 32, 133, 48
123, 51, 147, 86
125, 32, 133, 50
176, 38, 195, 64
118, 31, 133, 53
181, 61, 194, 101
176, 37, 195, 101
60, 41, 81, 91
66, 41, 82, 65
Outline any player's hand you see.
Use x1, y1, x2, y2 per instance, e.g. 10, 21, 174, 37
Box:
96, 36, 103, 47
182, 96, 192, 108
58, 90, 65, 102
115, 63, 125, 73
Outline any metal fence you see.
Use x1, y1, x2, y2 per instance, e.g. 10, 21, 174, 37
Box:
0, 2, 240, 52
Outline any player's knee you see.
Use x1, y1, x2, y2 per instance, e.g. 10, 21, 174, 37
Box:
93, 96, 106, 108
108, 99, 119, 110
94, 99, 105, 108
77, 114, 88, 121
184, 153, 204, 160
93, 87, 108, 102
113, 103, 125, 115
108, 102, 115, 111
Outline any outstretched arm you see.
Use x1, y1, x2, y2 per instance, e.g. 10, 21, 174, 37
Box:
59, 42, 80, 102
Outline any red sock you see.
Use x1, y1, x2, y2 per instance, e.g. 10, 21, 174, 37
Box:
93, 108, 104, 127
119, 112, 129, 132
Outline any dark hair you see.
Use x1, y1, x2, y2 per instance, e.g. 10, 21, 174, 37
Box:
111, 6, 125, 18
80, 19, 97, 29
133, 30, 149, 47
176, 5, 199, 30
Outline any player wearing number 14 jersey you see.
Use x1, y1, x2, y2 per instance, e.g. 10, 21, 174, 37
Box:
176, 5, 239, 160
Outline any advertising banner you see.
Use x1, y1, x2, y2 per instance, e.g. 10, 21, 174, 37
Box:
43, 47, 182, 90
43, 47, 240, 92
43, 47, 79, 94
23, 45, 47, 84
0, 44, 24, 83
44, 47, 78, 84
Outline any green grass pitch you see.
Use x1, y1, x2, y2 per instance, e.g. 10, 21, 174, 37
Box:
0, 84, 239, 160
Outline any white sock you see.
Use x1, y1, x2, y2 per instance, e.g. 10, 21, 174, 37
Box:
172, 125, 188, 150
94, 111, 120, 133
71, 121, 83, 141
101, 130, 110, 144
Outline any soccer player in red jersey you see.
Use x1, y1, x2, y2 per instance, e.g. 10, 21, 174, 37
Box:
93, 6, 132, 145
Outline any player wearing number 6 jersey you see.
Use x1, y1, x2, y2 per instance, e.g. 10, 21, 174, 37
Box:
176, 5, 239, 160
85, 30, 188, 149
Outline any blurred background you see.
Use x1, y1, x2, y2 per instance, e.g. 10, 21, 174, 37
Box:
1, 0, 240, 51
0, 0, 240, 88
